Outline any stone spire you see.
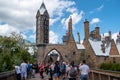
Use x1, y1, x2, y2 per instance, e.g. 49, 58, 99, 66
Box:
68, 16, 72, 36
39, 2, 47, 14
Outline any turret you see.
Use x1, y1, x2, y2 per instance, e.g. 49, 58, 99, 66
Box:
68, 16, 72, 36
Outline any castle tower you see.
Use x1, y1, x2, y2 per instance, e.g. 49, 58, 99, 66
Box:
36, 2, 49, 62
36, 2, 49, 46
84, 19, 89, 39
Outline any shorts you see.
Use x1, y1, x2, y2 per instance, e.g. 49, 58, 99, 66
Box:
21, 71, 27, 79
54, 73, 59, 77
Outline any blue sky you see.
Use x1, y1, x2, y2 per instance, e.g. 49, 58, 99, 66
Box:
0, 0, 120, 44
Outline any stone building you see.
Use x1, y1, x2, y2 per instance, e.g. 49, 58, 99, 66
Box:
36, 2, 85, 63
36, 2, 120, 68
83, 19, 120, 68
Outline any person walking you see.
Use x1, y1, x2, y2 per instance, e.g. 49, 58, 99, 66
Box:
20, 60, 28, 80
68, 63, 77, 80
53, 61, 60, 80
27, 62, 32, 79
79, 60, 90, 80
14, 64, 21, 80
60, 62, 66, 80
38, 63, 44, 79
47, 65, 53, 80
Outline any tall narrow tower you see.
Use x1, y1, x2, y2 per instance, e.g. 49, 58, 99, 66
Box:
36, 2, 49, 46
68, 16, 72, 36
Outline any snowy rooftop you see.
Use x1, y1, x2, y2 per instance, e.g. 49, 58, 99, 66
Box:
89, 39, 111, 56
76, 43, 85, 50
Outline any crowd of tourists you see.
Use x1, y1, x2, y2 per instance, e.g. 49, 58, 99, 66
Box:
14, 60, 90, 80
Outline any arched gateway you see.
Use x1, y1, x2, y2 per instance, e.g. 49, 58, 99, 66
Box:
36, 2, 84, 63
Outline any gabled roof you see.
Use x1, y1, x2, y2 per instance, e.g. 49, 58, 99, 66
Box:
116, 44, 120, 54
89, 39, 111, 56
39, 2, 47, 14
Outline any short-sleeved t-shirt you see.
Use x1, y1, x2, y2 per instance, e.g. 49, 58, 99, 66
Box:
79, 64, 89, 75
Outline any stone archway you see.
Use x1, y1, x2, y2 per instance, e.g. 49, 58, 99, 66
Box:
44, 49, 63, 63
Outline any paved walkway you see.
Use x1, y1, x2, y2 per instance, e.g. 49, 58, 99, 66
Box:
29, 73, 48, 80
29, 73, 80, 80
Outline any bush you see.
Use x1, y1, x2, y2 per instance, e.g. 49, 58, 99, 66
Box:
100, 62, 120, 71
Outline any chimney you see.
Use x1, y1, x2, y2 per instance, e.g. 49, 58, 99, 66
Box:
108, 31, 111, 40
84, 19, 89, 39
77, 32, 81, 44
101, 41, 105, 53
95, 27, 101, 40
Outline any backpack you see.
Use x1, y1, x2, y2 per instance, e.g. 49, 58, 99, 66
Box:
69, 67, 77, 77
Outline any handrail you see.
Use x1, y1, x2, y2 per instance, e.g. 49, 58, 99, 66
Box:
0, 70, 16, 80
89, 69, 120, 80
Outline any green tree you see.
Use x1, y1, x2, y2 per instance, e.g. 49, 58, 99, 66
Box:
0, 32, 35, 72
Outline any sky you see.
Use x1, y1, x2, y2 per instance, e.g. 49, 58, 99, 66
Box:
0, 0, 120, 44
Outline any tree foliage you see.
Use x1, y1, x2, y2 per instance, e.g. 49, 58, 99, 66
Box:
0, 33, 35, 72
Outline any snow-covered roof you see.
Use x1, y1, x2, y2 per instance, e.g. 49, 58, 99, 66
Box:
76, 43, 85, 50
116, 44, 120, 54
89, 39, 111, 56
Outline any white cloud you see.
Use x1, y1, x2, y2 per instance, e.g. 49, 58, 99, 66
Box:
89, 4, 104, 14
49, 31, 59, 44
97, 5, 104, 11
0, 0, 76, 43
29, 34, 36, 40
61, 11, 84, 29
21, 33, 27, 40
91, 18, 100, 24
44, 0, 75, 18
0, 24, 19, 36
50, 17, 60, 26
66, 7, 77, 13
